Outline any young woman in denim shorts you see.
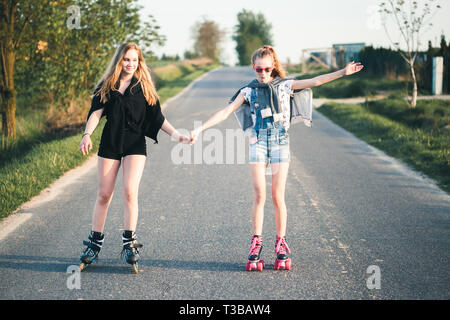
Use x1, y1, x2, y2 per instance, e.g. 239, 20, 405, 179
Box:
190, 46, 363, 270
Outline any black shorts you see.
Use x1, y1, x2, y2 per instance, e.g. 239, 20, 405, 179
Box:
98, 129, 147, 160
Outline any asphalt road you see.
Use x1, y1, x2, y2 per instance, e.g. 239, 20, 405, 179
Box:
0, 67, 449, 300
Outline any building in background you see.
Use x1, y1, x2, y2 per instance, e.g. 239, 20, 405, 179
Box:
302, 42, 365, 72
332, 42, 365, 68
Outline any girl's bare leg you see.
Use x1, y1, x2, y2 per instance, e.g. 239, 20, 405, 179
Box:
271, 162, 290, 238
122, 154, 147, 231
92, 156, 121, 232
250, 162, 268, 235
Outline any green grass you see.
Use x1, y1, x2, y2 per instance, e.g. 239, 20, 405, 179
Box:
0, 62, 219, 220
0, 111, 47, 165
317, 100, 450, 193
0, 121, 105, 219
365, 95, 450, 132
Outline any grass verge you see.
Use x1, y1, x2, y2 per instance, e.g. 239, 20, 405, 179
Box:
317, 100, 450, 194
0, 122, 105, 220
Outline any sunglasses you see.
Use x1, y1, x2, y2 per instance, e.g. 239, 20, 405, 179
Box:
253, 66, 273, 73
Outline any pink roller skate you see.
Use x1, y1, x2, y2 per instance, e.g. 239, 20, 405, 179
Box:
274, 236, 291, 270
245, 235, 265, 271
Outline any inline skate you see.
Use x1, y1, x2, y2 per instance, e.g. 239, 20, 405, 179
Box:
79, 231, 104, 271
121, 230, 143, 274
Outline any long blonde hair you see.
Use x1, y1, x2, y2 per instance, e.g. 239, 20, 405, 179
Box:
95, 42, 158, 105
251, 45, 286, 79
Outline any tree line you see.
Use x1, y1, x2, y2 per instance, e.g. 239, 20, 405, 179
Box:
360, 35, 450, 95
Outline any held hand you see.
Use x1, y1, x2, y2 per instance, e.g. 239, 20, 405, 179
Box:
171, 130, 191, 144
343, 61, 364, 76
189, 129, 200, 145
79, 134, 92, 156
178, 134, 191, 144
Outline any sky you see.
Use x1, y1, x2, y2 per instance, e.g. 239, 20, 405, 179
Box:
138, 0, 450, 65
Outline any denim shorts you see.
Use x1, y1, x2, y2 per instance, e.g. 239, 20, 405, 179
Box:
248, 127, 290, 163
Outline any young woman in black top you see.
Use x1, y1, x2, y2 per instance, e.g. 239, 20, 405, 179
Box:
78, 42, 190, 273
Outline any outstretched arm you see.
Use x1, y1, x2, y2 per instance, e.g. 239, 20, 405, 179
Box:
190, 93, 245, 144
291, 61, 364, 90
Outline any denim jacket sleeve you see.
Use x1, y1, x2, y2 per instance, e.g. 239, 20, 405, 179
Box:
290, 88, 313, 127
230, 85, 254, 134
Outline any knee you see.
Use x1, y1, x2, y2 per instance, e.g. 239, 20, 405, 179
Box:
97, 190, 113, 205
123, 187, 138, 203
272, 191, 285, 208
253, 189, 266, 205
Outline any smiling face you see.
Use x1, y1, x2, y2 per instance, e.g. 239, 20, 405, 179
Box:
253, 55, 274, 83
121, 49, 139, 76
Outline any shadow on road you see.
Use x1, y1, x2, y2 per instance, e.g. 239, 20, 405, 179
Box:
0, 255, 250, 274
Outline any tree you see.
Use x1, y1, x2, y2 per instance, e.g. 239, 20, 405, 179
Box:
232, 9, 273, 66
379, 0, 441, 107
0, 0, 165, 148
192, 18, 224, 62
0, 0, 37, 147
184, 50, 199, 60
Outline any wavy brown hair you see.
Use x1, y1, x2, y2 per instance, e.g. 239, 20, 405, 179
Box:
251, 45, 286, 78
94, 42, 158, 105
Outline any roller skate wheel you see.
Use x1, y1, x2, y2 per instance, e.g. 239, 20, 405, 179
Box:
79, 263, 86, 272
274, 260, 279, 270
274, 259, 291, 270
286, 259, 291, 270
132, 263, 139, 274
246, 261, 260, 271
257, 260, 264, 272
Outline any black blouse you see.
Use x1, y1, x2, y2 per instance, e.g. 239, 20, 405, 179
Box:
87, 76, 165, 154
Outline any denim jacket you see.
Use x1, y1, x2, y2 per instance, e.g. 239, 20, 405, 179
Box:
230, 78, 313, 134
291, 88, 313, 128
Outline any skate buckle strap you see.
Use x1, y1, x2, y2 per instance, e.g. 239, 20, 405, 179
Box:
275, 237, 291, 255
122, 236, 143, 248
127, 242, 143, 249
83, 240, 101, 250
121, 239, 143, 258
121, 246, 134, 257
